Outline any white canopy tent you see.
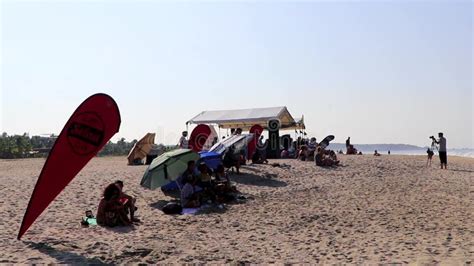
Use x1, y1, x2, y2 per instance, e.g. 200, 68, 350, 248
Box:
187, 106, 305, 131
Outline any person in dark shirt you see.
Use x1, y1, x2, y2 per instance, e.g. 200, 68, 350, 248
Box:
97, 183, 131, 227
177, 160, 196, 188
223, 145, 241, 174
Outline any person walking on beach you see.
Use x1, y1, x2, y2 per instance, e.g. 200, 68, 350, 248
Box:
434, 132, 447, 169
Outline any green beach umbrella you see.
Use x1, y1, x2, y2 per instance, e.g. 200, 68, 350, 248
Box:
140, 149, 199, 190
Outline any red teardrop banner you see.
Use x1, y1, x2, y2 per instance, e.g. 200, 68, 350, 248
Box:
18, 93, 121, 239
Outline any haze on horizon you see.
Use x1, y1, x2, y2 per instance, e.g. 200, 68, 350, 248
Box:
1, 1, 472, 148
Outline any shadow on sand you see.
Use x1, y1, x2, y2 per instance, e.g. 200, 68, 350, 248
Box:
231, 172, 287, 187
449, 169, 474, 173
24, 241, 105, 264
149, 199, 178, 210
315, 164, 346, 171
104, 225, 136, 234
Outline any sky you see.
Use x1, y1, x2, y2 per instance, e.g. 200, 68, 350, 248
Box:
1, 0, 472, 148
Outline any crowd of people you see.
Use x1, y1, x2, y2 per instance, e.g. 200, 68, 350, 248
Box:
287, 137, 340, 167
93, 131, 449, 228
178, 161, 237, 208
95, 161, 239, 227
315, 147, 340, 166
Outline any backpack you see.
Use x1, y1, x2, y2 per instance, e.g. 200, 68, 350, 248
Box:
162, 203, 183, 215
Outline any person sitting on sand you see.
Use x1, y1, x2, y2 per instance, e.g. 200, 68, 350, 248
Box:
314, 147, 325, 166
114, 180, 139, 222
325, 149, 338, 161
177, 160, 197, 188
252, 148, 269, 164
213, 164, 237, 202
374, 150, 381, 156
346, 144, 358, 155
196, 162, 217, 202
315, 147, 340, 167
181, 175, 201, 208
298, 145, 309, 161
214, 164, 230, 183
197, 163, 212, 188
97, 183, 131, 227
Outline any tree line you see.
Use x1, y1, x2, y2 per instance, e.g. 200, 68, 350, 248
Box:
0, 133, 138, 159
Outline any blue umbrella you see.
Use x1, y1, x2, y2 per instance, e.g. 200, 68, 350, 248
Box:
198, 151, 223, 171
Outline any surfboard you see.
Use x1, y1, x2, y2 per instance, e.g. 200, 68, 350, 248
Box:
319, 135, 335, 149
18, 93, 121, 239
248, 125, 264, 159
188, 124, 212, 152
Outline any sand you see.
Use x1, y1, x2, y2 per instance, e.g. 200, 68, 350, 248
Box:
0, 155, 472, 264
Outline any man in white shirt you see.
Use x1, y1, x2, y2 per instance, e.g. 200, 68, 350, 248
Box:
179, 131, 188, 149
435, 132, 447, 169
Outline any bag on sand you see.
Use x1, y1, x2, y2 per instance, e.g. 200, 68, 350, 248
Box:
162, 203, 183, 215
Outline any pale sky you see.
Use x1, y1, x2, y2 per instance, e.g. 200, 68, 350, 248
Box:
1, 1, 472, 148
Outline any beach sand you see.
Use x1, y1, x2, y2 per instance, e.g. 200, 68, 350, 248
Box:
0, 155, 472, 264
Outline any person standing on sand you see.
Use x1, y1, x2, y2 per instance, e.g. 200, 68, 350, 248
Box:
434, 132, 447, 169
211, 137, 218, 146
179, 131, 188, 149
346, 137, 351, 149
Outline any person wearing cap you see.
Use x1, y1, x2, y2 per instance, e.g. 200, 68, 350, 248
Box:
179, 131, 188, 149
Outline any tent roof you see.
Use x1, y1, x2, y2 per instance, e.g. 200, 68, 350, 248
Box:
187, 106, 304, 130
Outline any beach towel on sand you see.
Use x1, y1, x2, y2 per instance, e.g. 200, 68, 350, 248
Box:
182, 208, 200, 215
81, 217, 98, 226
